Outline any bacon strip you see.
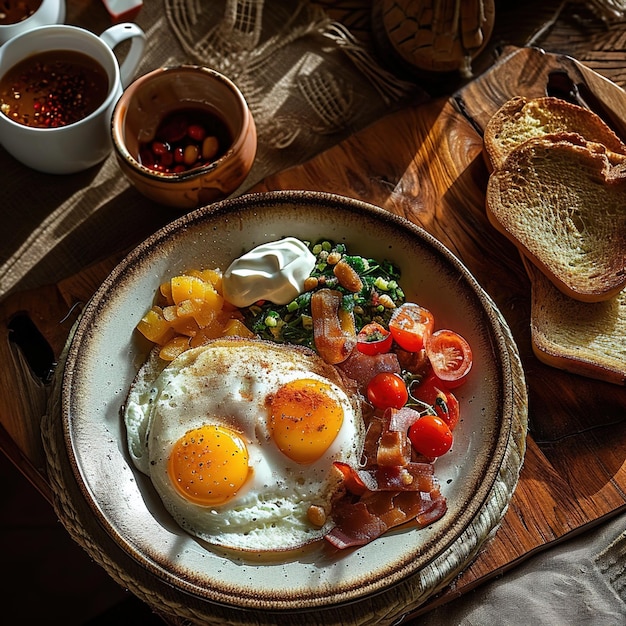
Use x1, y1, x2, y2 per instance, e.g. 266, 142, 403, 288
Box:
311, 289, 356, 364
326, 399, 448, 549
324, 501, 388, 550
373, 463, 437, 493
335, 462, 436, 494
325, 488, 447, 549
416, 489, 448, 527
338, 349, 401, 394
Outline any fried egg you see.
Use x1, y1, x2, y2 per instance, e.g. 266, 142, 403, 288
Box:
124, 338, 364, 552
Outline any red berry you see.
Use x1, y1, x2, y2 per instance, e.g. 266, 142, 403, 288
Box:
160, 150, 173, 167
187, 124, 206, 141
151, 141, 169, 156
173, 146, 185, 163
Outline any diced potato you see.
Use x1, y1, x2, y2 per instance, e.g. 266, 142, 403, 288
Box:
170, 275, 214, 305
186, 268, 223, 292
221, 318, 255, 338
189, 320, 229, 347
177, 298, 218, 328
162, 304, 177, 322
158, 281, 174, 306
136, 266, 250, 360
200, 286, 224, 312
136, 306, 175, 344
159, 335, 191, 361
162, 304, 200, 336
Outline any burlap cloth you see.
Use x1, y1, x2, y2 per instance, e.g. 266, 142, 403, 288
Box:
0, 0, 422, 302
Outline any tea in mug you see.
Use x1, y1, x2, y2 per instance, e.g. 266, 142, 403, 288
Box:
0, 49, 109, 128
0, 0, 42, 24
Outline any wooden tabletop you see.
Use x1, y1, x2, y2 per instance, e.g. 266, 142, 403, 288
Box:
2, 1, 626, 622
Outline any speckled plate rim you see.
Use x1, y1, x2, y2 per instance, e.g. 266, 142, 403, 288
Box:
59, 190, 527, 615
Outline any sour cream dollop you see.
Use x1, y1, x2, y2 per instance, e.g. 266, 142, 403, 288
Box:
222, 237, 317, 307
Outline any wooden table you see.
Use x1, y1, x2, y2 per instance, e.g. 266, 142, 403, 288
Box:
2, 1, 626, 622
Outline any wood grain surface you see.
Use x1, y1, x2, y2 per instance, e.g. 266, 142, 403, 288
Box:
2, 45, 625, 620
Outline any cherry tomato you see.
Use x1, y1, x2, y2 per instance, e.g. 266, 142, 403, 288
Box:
357, 322, 393, 355
426, 329, 472, 387
389, 303, 435, 352
408, 415, 453, 457
366, 372, 408, 410
411, 373, 460, 430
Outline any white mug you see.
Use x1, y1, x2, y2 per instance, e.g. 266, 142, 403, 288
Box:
0, 0, 66, 45
0, 23, 146, 174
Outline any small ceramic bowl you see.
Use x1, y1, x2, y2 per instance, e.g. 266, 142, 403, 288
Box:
111, 65, 257, 209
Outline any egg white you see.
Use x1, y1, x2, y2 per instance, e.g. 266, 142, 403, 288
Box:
124, 338, 364, 552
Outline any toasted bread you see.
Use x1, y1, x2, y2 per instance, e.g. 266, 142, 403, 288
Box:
486, 136, 626, 302
483, 96, 626, 171
522, 255, 626, 385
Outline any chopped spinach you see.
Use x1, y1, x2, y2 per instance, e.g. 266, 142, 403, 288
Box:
242, 239, 405, 349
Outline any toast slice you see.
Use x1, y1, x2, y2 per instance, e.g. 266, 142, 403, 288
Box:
486, 136, 626, 302
484, 96, 626, 171
522, 255, 626, 385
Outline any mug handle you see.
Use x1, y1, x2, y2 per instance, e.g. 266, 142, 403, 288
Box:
100, 22, 147, 89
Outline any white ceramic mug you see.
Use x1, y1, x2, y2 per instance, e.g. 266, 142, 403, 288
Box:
0, 23, 146, 174
0, 0, 66, 45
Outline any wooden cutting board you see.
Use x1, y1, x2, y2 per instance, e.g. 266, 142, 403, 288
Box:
2, 46, 626, 617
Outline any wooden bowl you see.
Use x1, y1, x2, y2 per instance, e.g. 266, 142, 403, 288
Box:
374, 0, 496, 76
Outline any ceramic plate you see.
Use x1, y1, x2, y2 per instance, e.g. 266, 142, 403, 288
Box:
61, 190, 524, 615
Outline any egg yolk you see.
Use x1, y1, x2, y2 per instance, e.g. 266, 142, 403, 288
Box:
167, 424, 250, 506
268, 378, 344, 464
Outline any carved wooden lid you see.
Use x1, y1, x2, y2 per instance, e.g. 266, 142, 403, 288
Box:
377, 0, 496, 76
